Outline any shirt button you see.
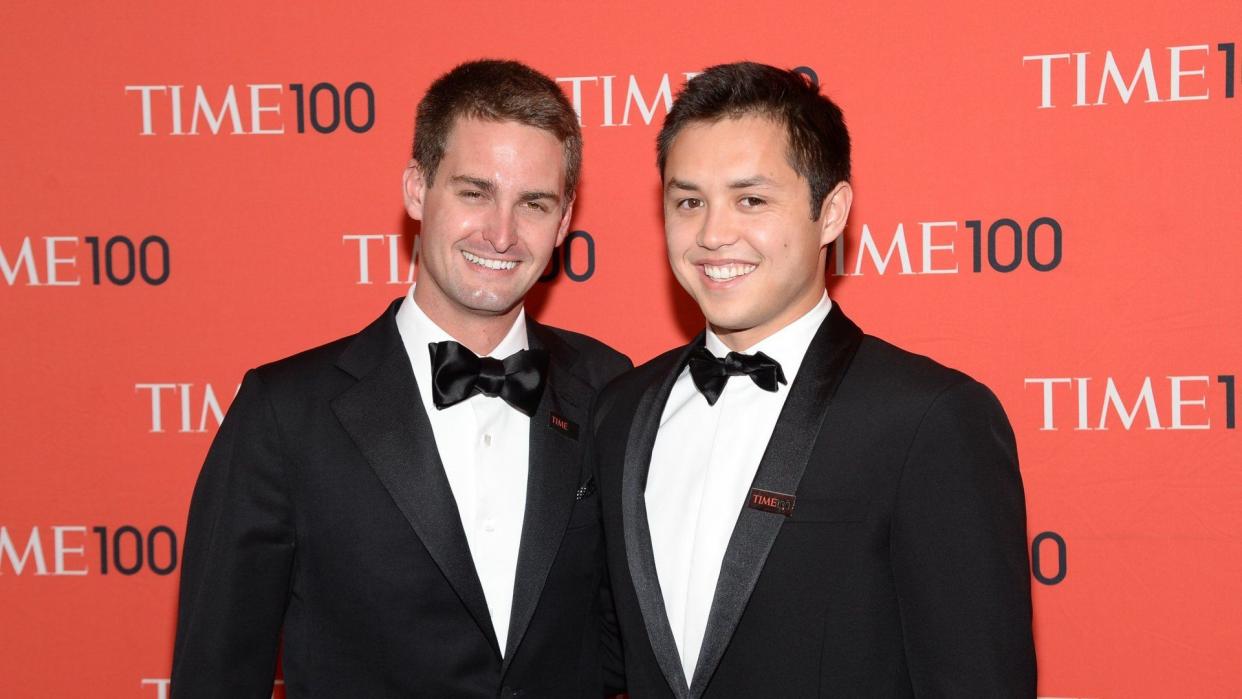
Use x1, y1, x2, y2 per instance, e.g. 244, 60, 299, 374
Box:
482, 433, 493, 447
483, 519, 496, 532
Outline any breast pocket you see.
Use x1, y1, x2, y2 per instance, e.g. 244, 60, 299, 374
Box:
786, 497, 867, 524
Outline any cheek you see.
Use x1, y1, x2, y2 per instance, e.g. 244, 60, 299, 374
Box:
749, 222, 811, 266
519, 219, 565, 260
665, 226, 697, 260
527, 238, 556, 263
424, 207, 472, 245
534, 213, 567, 244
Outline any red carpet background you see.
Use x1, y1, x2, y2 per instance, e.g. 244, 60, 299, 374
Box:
2, 2, 1239, 696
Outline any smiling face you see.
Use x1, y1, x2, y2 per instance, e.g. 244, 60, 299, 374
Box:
663, 114, 852, 350
404, 116, 571, 334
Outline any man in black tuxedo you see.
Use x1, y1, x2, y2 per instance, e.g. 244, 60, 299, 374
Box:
594, 62, 1036, 697
171, 60, 629, 698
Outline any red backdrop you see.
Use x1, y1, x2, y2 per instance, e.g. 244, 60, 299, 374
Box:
2, 2, 1240, 697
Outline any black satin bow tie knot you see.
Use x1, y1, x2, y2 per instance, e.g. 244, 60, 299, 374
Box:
428, 341, 549, 417
687, 346, 787, 406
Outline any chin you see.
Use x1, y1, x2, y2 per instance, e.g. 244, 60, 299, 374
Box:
701, 307, 754, 334
467, 288, 525, 314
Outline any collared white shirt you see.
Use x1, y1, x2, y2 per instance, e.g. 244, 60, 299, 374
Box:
395, 284, 530, 655
646, 292, 832, 682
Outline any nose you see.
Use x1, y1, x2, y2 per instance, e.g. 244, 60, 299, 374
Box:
481, 205, 518, 254
696, 205, 736, 250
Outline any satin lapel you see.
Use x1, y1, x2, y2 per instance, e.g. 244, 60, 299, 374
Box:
330, 324, 500, 658
502, 322, 590, 671
622, 335, 704, 699
688, 307, 863, 697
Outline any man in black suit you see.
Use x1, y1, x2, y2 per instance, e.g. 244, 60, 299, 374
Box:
594, 62, 1036, 697
171, 60, 629, 698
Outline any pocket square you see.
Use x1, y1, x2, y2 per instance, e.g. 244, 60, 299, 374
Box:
575, 476, 597, 501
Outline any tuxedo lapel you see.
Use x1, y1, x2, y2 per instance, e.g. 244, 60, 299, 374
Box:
622, 335, 705, 699
502, 321, 590, 671
330, 302, 501, 658
688, 306, 863, 696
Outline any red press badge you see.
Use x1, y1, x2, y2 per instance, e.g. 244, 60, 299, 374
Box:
550, 412, 579, 440
747, 488, 796, 516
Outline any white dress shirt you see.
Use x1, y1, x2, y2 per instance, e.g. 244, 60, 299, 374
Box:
395, 285, 530, 655
646, 292, 832, 682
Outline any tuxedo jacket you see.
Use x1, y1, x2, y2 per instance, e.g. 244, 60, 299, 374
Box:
171, 299, 630, 699
595, 305, 1036, 698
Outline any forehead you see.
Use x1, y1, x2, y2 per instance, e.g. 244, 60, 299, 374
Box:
664, 114, 792, 179
440, 116, 565, 174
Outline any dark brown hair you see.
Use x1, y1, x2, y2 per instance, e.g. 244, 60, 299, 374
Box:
657, 62, 851, 220
413, 59, 582, 200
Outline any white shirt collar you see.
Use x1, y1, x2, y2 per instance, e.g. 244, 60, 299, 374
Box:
703, 291, 831, 386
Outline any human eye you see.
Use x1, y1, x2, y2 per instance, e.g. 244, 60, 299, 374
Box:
739, 195, 766, 208
458, 189, 486, 201
522, 199, 550, 213
676, 198, 704, 210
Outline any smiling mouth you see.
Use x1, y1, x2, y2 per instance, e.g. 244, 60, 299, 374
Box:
462, 250, 518, 271
702, 263, 757, 281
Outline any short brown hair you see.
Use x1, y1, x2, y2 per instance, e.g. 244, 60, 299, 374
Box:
412, 59, 582, 201
657, 62, 851, 220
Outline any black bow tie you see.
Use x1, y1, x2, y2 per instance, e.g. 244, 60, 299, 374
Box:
687, 346, 787, 406
428, 341, 549, 417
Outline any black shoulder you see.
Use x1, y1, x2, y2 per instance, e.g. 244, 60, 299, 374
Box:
613, 344, 686, 392
246, 298, 401, 394
543, 325, 633, 390
201, 334, 360, 428
593, 344, 687, 431
847, 333, 1010, 422
246, 329, 377, 413
250, 335, 352, 387
855, 335, 973, 394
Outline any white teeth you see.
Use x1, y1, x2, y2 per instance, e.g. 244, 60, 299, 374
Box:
703, 263, 757, 281
462, 250, 518, 270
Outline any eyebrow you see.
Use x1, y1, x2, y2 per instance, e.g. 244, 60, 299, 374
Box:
449, 175, 495, 195
518, 190, 561, 206
728, 175, 776, 189
450, 175, 560, 206
665, 175, 776, 193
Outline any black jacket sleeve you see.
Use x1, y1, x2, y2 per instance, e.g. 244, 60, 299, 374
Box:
890, 379, 1037, 697
171, 369, 295, 699
590, 371, 629, 697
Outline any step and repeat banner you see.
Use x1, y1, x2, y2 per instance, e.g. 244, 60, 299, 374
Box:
2, 2, 1239, 697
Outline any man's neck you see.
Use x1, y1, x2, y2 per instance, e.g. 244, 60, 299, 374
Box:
711, 286, 826, 353
412, 286, 521, 357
